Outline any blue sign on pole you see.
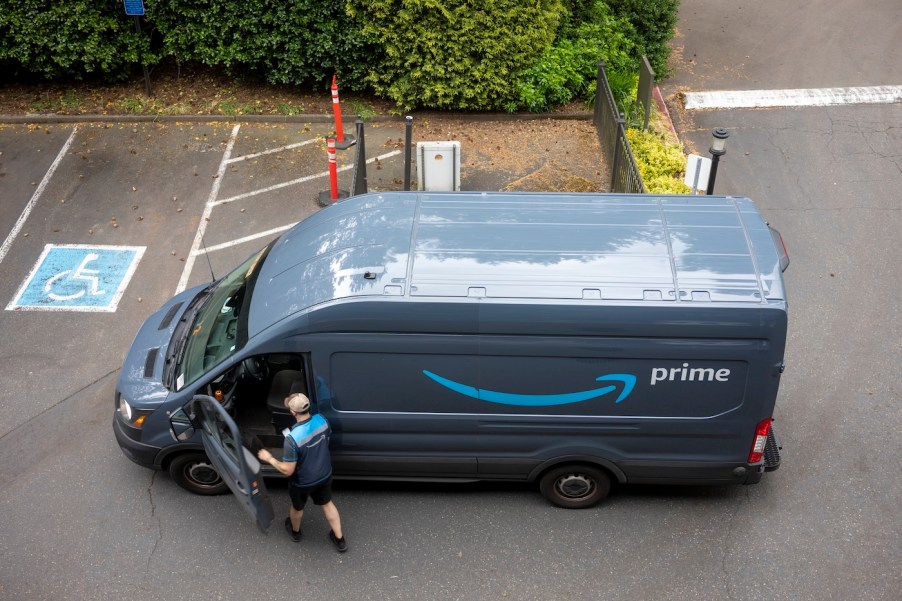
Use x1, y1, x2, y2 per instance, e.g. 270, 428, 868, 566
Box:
7, 244, 146, 312
124, 0, 145, 16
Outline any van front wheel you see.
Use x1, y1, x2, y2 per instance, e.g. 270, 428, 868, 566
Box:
539, 464, 611, 509
168, 453, 229, 495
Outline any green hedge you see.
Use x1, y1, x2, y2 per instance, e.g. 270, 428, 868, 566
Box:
151, 0, 376, 90
0, 0, 681, 113
0, 0, 147, 81
606, 0, 679, 78
512, 1, 637, 112
0, 0, 377, 89
347, 0, 565, 111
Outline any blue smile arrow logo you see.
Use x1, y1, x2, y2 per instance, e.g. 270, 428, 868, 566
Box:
422, 370, 636, 407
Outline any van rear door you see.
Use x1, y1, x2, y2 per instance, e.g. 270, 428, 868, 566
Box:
189, 395, 275, 532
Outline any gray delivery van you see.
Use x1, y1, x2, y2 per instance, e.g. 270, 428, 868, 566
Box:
113, 192, 789, 530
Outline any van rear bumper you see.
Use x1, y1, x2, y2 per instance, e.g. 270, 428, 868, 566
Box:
620, 462, 759, 485
764, 425, 782, 472
622, 425, 783, 485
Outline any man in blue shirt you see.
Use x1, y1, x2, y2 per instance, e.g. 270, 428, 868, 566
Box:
257, 393, 348, 552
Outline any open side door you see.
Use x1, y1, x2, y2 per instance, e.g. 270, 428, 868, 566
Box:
181, 395, 274, 533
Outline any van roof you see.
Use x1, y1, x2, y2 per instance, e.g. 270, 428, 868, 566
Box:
251, 192, 786, 335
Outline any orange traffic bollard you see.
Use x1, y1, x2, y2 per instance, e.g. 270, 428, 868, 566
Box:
327, 138, 339, 200
330, 75, 356, 150
318, 137, 349, 206
331, 75, 346, 144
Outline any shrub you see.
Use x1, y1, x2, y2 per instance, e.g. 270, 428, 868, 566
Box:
626, 127, 691, 194
604, 0, 679, 79
0, 0, 149, 81
150, 0, 377, 90
347, 0, 565, 111
512, 2, 637, 112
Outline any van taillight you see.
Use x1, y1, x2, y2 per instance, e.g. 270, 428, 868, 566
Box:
748, 418, 773, 464
768, 225, 790, 272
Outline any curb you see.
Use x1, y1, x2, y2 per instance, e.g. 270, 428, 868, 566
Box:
0, 112, 594, 126
652, 85, 680, 140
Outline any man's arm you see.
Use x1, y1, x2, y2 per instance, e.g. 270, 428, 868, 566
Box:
257, 449, 296, 476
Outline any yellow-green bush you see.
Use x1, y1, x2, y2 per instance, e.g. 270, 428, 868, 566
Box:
626, 127, 691, 194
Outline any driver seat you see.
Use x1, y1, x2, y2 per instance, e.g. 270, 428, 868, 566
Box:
267, 370, 307, 428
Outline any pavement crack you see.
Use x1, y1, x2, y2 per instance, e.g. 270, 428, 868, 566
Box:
147, 471, 163, 568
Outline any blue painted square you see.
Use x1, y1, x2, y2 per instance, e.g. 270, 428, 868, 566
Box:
8, 245, 146, 312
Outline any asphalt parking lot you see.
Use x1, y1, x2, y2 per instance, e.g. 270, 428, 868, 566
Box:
0, 118, 624, 601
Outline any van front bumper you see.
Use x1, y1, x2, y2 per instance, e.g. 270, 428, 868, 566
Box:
113, 415, 163, 469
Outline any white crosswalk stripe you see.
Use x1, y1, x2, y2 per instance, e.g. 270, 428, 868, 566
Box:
684, 85, 902, 109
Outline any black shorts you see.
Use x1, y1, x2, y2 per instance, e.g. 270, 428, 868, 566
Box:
288, 478, 333, 510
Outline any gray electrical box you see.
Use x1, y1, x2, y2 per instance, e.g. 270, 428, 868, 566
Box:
417, 141, 461, 191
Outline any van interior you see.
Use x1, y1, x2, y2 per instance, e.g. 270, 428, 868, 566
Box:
202, 353, 309, 458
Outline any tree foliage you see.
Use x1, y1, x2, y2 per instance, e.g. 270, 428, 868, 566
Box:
605, 0, 679, 78
347, 0, 565, 111
512, 1, 637, 112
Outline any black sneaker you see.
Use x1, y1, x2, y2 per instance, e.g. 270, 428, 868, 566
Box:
329, 530, 348, 553
284, 517, 302, 542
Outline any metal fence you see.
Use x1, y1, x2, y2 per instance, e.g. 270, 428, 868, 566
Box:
593, 60, 646, 194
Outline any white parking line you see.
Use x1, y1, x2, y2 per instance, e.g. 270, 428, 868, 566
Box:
176, 127, 403, 294
684, 85, 902, 109
191, 224, 297, 256
175, 124, 241, 294
213, 149, 402, 206
227, 138, 318, 164
0, 126, 78, 266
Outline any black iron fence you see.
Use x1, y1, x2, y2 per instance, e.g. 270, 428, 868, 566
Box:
593, 60, 646, 194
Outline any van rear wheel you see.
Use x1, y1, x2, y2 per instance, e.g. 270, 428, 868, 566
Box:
539, 464, 611, 509
168, 453, 228, 495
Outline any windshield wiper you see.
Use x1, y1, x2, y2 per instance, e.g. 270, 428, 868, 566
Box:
163, 286, 213, 388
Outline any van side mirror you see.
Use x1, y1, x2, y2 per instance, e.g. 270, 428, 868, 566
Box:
168, 407, 196, 442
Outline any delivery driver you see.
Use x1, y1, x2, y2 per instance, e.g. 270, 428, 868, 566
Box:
257, 393, 348, 552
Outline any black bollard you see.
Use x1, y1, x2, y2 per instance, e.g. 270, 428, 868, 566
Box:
351, 116, 368, 195
403, 116, 413, 191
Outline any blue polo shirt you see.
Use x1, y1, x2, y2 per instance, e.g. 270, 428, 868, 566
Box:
282, 414, 333, 488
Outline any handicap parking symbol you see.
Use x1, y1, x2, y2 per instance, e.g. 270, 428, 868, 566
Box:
7, 244, 146, 312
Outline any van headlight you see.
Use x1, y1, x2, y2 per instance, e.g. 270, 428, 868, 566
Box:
118, 395, 150, 428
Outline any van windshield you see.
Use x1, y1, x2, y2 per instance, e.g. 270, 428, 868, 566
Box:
175, 242, 273, 390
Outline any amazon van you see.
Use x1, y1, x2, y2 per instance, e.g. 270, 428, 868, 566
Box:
113, 192, 788, 530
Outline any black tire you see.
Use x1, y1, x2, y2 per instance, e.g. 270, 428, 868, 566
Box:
539, 464, 611, 509
167, 452, 228, 495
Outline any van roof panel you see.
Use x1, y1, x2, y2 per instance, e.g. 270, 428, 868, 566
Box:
250, 193, 786, 335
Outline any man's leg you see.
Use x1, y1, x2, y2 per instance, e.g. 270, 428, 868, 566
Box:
288, 486, 308, 533
322, 501, 342, 539
289, 505, 304, 532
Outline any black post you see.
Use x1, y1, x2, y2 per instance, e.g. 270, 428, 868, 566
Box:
403, 116, 413, 191
610, 115, 625, 192
133, 16, 152, 96
706, 128, 729, 195
706, 154, 722, 195
352, 116, 367, 195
